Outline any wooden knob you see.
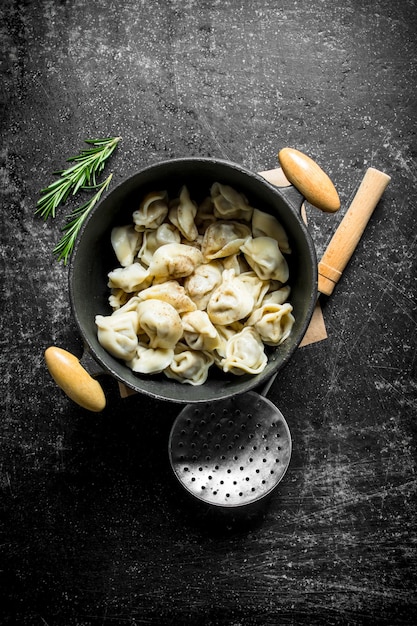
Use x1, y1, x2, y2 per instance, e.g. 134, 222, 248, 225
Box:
45, 346, 106, 412
318, 167, 391, 296
278, 147, 340, 213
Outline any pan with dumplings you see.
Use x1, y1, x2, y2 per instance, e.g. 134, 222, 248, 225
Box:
46, 149, 340, 409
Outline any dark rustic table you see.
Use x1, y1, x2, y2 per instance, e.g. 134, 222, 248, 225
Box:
1, 1, 416, 624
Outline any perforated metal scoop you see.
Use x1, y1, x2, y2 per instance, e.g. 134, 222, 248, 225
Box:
168, 388, 291, 510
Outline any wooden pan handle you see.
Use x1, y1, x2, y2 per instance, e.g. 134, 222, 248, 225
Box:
278, 147, 341, 213
318, 167, 391, 296
45, 346, 106, 412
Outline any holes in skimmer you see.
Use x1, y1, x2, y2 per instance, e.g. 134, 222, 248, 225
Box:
173, 410, 289, 504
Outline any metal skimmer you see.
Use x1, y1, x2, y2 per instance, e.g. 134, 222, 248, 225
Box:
168, 390, 292, 509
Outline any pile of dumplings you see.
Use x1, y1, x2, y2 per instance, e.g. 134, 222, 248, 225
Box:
95, 183, 295, 385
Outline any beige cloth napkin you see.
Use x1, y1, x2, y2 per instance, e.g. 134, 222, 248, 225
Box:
118, 168, 327, 398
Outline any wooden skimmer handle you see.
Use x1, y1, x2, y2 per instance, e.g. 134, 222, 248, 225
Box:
318, 167, 391, 296
45, 346, 106, 412
278, 147, 341, 213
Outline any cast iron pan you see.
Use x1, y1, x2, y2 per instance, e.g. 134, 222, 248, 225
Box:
45, 148, 340, 409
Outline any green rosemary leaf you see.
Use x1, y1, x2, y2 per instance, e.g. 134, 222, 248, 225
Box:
53, 173, 113, 265
35, 136, 121, 220
72, 177, 86, 196
84, 137, 115, 145
36, 177, 75, 219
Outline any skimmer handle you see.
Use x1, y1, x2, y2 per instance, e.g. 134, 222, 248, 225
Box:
318, 167, 391, 296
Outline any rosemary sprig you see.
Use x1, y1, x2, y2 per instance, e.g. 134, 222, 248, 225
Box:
36, 136, 121, 219
53, 173, 113, 265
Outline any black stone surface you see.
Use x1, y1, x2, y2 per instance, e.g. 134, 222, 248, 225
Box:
1, 1, 416, 624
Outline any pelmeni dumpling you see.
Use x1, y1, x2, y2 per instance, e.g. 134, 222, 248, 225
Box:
133, 190, 169, 231
108, 263, 151, 293
164, 344, 214, 385
195, 196, 216, 232
240, 236, 289, 283
180, 233, 204, 250
137, 231, 157, 268
211, 183, 253, 221
207, 269, 254, 325
201, 221, 251, 261
138, 280, 197, 313
137, 300, 183, 349
95, 311, 139, 361
148, 243, 203, 280
252, 208, 291, 254
222, 253, 250, 275
127, 344, 174, 374
184, 260, 223, 310
220, 326, 267, 375
236, 271, 270, 308
111, 295, 141, 315
109, 288, 131, 310
137, 223, 181, 267
262, 285, 291, 305
213, 321, 244, 361
168, 186, 198, 241
111, 225, 142, 267
247, 302, 295, 346
182, 310, 220, 351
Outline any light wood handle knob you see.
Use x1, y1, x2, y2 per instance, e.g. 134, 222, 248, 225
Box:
318, 167, 391, 296
45, 346, 106, 412
278, 147, 341, 213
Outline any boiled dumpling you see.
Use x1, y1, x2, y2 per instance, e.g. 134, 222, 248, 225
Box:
207, 269, 254, 325
222, 253, 250, 275
111, 225, 142, 267
182, 310, 220, 351
108, 288, 131, 310
262, 285, 291, 305
133, 190, 169, 231
95, 311, 139, 361
168, 186, 198, 241
180, 233, 204, 250
201, 221, 251, 261
220, 326, 267, 375
213, 321, 244, 361
138, 280, 197, 313
108, 263, 151, 293
137, 223, 181, 267
252, 208, 291, 254
137, 300, 183, 349
148, 243, 203, 280
111, 295, 141, 315
211, 182, 253, 221
127, 343, 174, 374
247, 302, 294, 346
164, 344, 214, 385
235, 271, 270, 308
240, 236, 289, 283
184, 260, 223, 310
137, 230, 157, 268
195, 196, 216, 232
155, 223, 181, 246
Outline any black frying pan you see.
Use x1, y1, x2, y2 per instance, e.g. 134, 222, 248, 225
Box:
45, 148, 340, 409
